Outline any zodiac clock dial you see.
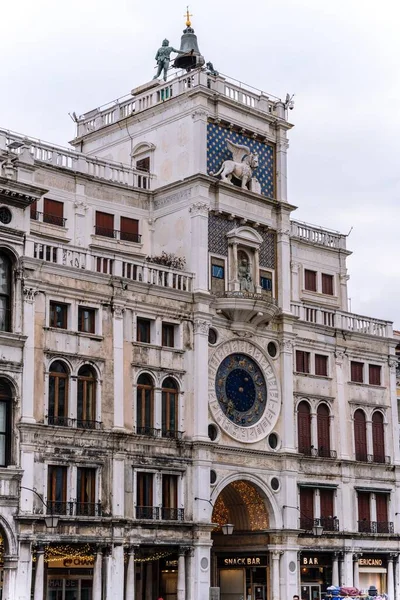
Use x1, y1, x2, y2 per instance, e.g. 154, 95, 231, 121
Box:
215, 353, 267, 427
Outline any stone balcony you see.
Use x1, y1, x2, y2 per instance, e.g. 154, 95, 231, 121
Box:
214, 290, 280, 326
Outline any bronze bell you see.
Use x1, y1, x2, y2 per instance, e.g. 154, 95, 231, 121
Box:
174, 25, 205, 71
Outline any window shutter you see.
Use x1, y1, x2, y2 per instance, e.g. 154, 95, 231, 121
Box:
304, 269, 317, 292
300, 488, 314, 528
298, 402, 312, 453
44, 199, 63, 218
357, 492, 370, 522
317, 404, 330, 455
95, 211, 114, 230
30, 200, 38, 219
354, 410, 367, 460
322, 273, 334, 295
315, 355, 328, 377
369, 365, 381, 386
351, 361, 364, 383
376, 494, 388, 523
372, 412, 385, 462
320, 488, 334, 518
121, 217, 139, 235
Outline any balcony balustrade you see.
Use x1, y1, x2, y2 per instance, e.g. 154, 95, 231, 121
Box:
300, 446, 337, 459
134, 427, 183, 440
31, 211, 67, 227
31, 241, 193, 293
355, 452, 391, 464
47, 416, 102, 430
94, 226, 142, 243
358, 520, 394, 534
135, 506, 185, 521
300, 517, 339, 532
291, 221, 347, 250
46, 501, 103, 517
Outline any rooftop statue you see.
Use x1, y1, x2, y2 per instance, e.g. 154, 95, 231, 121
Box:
153, 39, 183, 82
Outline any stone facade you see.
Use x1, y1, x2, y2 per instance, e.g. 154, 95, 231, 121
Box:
0, 66, 398, 600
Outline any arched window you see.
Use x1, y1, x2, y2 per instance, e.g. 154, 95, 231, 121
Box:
317, 403, 331, 458
372, 411, 385, 463
354, 409, 367, 461
297, 401, 311, 455
48, 361, 69, 426
77, 365, 96, 429
0, 379, 12, 466
136, 374, 154, 435
162, 378, 178, 438
0, 252, 12, 332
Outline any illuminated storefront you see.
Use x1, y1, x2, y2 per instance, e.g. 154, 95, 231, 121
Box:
358, 556, 387, 595
215, 553, 269, 600
300, 553, 333, 600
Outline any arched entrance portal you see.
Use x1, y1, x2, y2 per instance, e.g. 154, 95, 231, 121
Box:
211, 480, 271, 600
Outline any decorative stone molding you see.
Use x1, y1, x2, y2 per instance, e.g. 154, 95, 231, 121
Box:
281, 339, 294, 353
388, 358, 397, 372
74, 200, 88, 214
193, 319, 210, 335
191, 109, 209, 121
23, 287, 38, 303
189, 202, 209, 217
290, 262, 300, 274
335, 350, 346, 365
112, 305, 125, 319
209, 339, 280, 443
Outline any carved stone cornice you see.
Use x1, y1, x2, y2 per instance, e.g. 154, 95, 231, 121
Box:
23, 287, 39, 303
193, 319, 210, 335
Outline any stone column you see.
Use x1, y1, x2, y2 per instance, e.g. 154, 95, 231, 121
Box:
366, 419, 373, 459
388, 359, 400, 463
92, 547, 103, 600
33, 546, 45, 600
311, 412, 318, 454
177, 548, 186, 600
342, 551, 353, 587
189, 201, 209, 293
353, 554, 360, 589
192, 318, 210, 441
15, 542, 34, 600
112, 304, 125, 429
231, 241, 238, 289
335, 351, 350, 459
276, 221, 292, 313
125, 546, 136, 600
186, 548, 194, 600
2, 555, 18, 600
271, 551, 281, 600
280, 339, 295, 451
103, 546, 112, 599
387, 555, 395, 600
21, 287, 38, 423
332, 553, 339, 587
276, 132, 289, 202
111, 544, 124, 599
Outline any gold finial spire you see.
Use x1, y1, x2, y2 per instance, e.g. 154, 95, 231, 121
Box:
184, 5, 193, 27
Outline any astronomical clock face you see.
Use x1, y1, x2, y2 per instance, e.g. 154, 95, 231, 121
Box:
215, 354, 267, 427
209, 340, 280, 443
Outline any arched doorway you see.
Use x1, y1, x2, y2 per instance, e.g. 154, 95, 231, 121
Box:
211, 480, 271, 600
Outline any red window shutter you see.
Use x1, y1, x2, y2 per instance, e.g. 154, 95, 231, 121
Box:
317, 404, 330, 455
376, 494, 388, 523
296, 351, 310, 373
354, 409, 367, 460
322, 273, 334, 295
95, 211, 114, 229
358, 492, 370, 522
315, 354, 328, 377
44, 199, 63, 218
351, 361, 364, 383
304, 269, 317, 292
30, 200, 38, 219
320, 489, 334, 518
300, 488, 314, 528
372, 412, 385, 462
369, 365, 381, 386
298, 402, 311, 453
120, 217, 139, 242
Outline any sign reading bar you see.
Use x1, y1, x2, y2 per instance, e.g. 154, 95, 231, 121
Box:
218, 555, 268, 568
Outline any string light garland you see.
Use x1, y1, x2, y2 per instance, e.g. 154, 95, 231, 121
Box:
212, 480, 269, 531
31, 543, 174, 565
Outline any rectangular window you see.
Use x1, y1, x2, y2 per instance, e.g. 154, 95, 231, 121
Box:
212, 264, 224, 279
137, 318, 151, 343
260, 270, 273, 293
296, 350, 310, 374
299, 487, 314, 530
322, 273, 334, 295
210, 257, 226, 295
376, 493, 389, 533
30, 200, 39, 220
43, 199, 64, 227
369, 364, 381, 386
78, 307, 96, 334
49, 302, 68, 329
358, 491, 371, 532
304, 269, 317, 292
162, 323, 175, 348
162, 474, 179, 520
136, 472, 155, 519
0, 399, 11, 467
95, 211, 115, 238
47, 465, 67, 514
120, 217, 140, 243
351, 361, 364, 383
136, 157, 150, 172
320, 488, 335, 531
77, 467, 96, 515
315, 354, 328, 377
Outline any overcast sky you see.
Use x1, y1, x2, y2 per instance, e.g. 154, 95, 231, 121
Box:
1, 0, 399, 327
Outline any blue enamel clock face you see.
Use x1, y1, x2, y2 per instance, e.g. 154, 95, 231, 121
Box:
215, 354, 267, 427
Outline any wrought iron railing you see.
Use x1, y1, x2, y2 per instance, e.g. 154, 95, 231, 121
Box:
47, 501, 102, 517
300, 517, 339, 532
135, 506, 160, 520
358, 520, 394, 534
32, 211, 66, 227
300, 446, 337, 459
75, 502, 102, 517
135, 506, 184, 521
161, 507, 185, 521
94, 226, 142, 243
47, 416, 102, 429
355, 452, 391, 464
136, 426, 159, 437
161, 429, 183, 440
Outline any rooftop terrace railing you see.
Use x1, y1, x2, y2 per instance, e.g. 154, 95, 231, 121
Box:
291, 220, 347, 250
74, 69, 283, 138
0, 128, 152, 190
